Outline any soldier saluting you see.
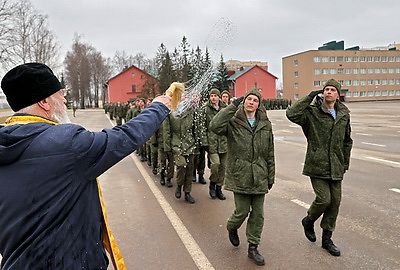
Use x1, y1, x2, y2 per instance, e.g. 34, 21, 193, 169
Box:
286, 79, 353, 256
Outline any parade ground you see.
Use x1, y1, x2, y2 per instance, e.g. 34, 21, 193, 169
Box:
1, 100, 399, 269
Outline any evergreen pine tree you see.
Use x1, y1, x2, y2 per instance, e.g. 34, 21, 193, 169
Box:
158, 52, 176, 93
215, 54, 229, 91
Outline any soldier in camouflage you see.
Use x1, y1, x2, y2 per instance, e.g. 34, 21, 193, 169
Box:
164, 106, 198, 204
200, 88, 228, 200
210, 88, 275, 266
286, 78, 353, 257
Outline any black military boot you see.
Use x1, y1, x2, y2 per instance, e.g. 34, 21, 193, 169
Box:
227, 227, 240, 247
184, 192, 195, 204
175, 185, 182, 199
152, 166, 158, 175
209, 181, 216, 199
198, 175, 206, 185
192, 174, 197, 182
322, 229, 341, 256
301, 216, 316, 242
215, 185, 226, 200
166, 178, 173, 188
248, 243, 265, 266
160, 170, 165, 186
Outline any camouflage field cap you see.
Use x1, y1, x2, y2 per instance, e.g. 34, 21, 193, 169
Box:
209, 88, 221, 97
323, 79, 341, 93
221, 90, 231, 97
244, 88, 262, 107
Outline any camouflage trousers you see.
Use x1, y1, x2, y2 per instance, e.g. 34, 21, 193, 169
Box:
175, 154, 194, 192
308, 177, 342, 231
115, 116, 123, 125
209, 152, 227, 186
227, 193, 265, 245
193, 147, 206, 177
158, 148, 174, 179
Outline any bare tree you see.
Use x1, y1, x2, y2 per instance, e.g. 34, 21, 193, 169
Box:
29, 14, 60, 67
64, 37, 91, 109
0, 0, 18, 71
89, 50, 112, 107
112, 50, 134, 74
132, 52, 147, 69
5, 0, 59, 69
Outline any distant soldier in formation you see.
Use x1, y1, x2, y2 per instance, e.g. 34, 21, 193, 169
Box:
114, 101, 125, 125
192, 93, 207, 185
125, 100, 136, 121
155, 120, 174, 187
109, 103, 115, 120
145, 99, 154, 167
200, 88, 228, 200
132, 98, 147, 162
221, 90, 231, 105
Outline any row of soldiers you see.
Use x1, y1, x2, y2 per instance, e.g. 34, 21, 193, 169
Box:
104, 98, 151, 126
104, 90, 285, 204
104, 95, 291, 126
104, 90, 233, 204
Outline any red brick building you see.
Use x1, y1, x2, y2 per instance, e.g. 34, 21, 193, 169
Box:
106, 65, 158, 103
227, 65, 277, 99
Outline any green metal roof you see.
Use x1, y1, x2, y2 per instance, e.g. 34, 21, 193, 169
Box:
228, 66, 253, 80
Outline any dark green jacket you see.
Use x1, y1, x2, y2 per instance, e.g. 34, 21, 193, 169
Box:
286, 96, 353, 180
113, 104, 125, 118
163, 109, 197, 157
200, 100, 228, 154
126, 106, 136, 121
210, 104, 275, 194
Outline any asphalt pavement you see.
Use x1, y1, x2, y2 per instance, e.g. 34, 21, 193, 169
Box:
1, 101, 399, 269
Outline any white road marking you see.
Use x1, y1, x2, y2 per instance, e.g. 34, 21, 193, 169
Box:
279, 129, 294, 133
291, 199, 310, 209
107, 116, 214, 269
289, 124, 299, 128
389, 188, 400, 194
107, 118, 115, 126
356, 133, 371, 136
130, 154, 215, 270
361, 142, 386, 147
366, 157, 400, 167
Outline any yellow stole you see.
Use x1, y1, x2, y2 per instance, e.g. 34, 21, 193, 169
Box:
5, 115, 126, 270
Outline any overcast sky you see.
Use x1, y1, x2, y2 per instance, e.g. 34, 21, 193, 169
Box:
32, 0, 400, 83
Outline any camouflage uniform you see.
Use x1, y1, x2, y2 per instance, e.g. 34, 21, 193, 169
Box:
158, 120, 175, 187
114, 103, 125, 125
286, 95, 352, 231
164, 108, 197, 203
200, 98, 228, 199
210, 98, 275, 245
192, 105, 207, 184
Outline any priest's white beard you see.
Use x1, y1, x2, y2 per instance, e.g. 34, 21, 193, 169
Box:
49, 95, 71, 124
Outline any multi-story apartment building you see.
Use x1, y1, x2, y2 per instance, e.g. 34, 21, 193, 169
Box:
283, 41, 400, 102
226, 60, 268, 72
